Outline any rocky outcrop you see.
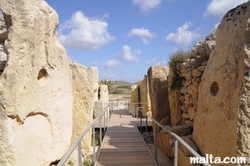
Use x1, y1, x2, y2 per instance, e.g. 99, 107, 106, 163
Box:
0, 1, 73, 165
139, 75, 151, 117
193, 1, 250, 165
70, 62, 93, 155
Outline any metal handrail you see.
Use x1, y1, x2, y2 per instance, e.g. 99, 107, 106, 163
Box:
57, 102, 112, 166
136, 107, 211, 166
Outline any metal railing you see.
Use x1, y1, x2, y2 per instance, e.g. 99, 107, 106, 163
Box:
57, 101, 113, 166
129, 102, 148, 117
136, 107, 211, 166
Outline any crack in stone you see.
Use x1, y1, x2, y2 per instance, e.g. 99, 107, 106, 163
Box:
7, 112, 49, 124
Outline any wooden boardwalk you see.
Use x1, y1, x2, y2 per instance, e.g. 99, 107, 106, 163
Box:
96, 109, 155, 166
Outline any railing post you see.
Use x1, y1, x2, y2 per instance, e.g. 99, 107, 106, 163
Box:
145, 115, 148, 144
174, 139, 178, 166
92, 125, 96, 163
155, 124, 158, 164
140, 110, 142, 133
100, 114, 102, 146
136, 107, 138, 127
104, 110, 106, 132
78, 141, 82, 166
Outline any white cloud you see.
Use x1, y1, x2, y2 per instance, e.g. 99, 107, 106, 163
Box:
103, 45, 140, 69
166, 22, 200, 46
133, 0, 161, 12
58, 11, 115, 50
128, 27, 157, 45
146, 57, 168, 66
205, 0, 248, 17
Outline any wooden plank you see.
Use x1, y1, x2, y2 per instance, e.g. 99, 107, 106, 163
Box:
96, 109, 155, 166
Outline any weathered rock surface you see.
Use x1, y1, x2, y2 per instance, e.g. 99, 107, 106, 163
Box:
168, 68, 182, 126
99, 84, 109, 102
147, 66, 170, 154
171, 124, 192, 136
179, 136, 198, 157
70, 62, 93, 155
193, 1, 250, 164
139, 75, 151, 117
87, 66, 99, 102
0, 1, 73, 165
158, 129, 174, 158
0, 13, 7, 73
169, 34, 216, 126
147, 66, 170, 123
130, 84, 139, 117
93, 100, 103, 118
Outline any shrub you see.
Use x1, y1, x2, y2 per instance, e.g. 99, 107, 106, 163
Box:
169, 50, 191, 69
170, 72, 184, 90
169, 50, 191, 90
83, 156, 93, 166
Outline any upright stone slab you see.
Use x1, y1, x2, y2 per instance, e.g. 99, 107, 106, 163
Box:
70, 62, 93, 155
88, 67, 99, 102
168, 67, 182, 126
99, 85, 109, 102
139, 75, 151, 117
131, 84, 139, 117
193, 1, 250, 164
0, 1, 73, 165
147, 66, 170, 123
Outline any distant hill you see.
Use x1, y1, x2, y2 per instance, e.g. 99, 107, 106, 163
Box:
100, 80, 133, 94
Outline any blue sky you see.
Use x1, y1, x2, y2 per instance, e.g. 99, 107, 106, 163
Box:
46, 0, 248, 83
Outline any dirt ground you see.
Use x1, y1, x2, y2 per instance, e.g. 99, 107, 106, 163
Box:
109, 94, 131, 100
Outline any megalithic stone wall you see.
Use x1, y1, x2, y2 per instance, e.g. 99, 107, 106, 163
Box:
0, 0, 73, 165
70, 62, 93, 156
193, 1, 250, 165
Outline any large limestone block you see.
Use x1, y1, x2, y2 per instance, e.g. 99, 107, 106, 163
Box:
158, 129, 174, 157
193, 1, 250, 165
168, 67, 182, 126
139, 75, 151, 117
130, 84, 139, 117
99, 85, 109, 102
0, 1, 73, 165
176, 148, 200, 166
147, 66, 170, 122
70, 62, 93, 155
147, 66, 170, 142
88, 67, 99, 102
